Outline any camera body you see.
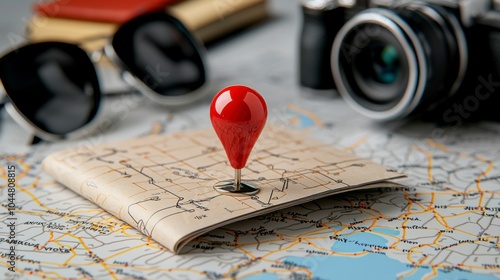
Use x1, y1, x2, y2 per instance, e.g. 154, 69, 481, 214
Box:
300, 0, 500, 122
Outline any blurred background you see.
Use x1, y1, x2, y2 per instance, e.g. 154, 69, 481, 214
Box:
0, 0, 336, 145
0, 1, 37, 53
0, 0, 300, 96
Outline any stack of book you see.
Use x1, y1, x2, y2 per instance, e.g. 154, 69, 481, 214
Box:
26, 0, 269, 51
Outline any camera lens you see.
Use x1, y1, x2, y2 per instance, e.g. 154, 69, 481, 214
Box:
369, 44, 400, 85
331, 4, 467, 120
347, 26, 410, 107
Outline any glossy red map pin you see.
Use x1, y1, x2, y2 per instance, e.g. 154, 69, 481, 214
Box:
210, 85, 267, 195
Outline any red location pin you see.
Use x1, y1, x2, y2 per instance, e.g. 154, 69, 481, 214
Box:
210, 85, 267, 195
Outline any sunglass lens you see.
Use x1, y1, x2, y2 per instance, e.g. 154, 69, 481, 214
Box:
112, 13, 206, 97
0, 42, 100, 136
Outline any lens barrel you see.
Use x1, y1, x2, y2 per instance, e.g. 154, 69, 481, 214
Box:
331, 3, 467, 120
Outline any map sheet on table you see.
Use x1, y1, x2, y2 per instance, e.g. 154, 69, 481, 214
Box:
41, 125, 405, 253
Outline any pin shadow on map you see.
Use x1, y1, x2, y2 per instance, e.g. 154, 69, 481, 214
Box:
209, 85, 268, 196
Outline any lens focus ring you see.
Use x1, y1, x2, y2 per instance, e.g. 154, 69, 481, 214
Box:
331, 5, 466, 121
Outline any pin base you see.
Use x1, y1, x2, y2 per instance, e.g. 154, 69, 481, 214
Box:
213, 180, 260, 196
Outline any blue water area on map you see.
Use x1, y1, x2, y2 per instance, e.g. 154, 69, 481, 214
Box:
279, 227, 498, 280
285, 253, 407, 279
371, 227, 400, 236
282, 254, 497, 280
242, 262, 498, 280
330, 238, 364, 253
242, 228, 498, 280
243, 273, 277, 280
286, 108, 315, 128
331, 231, 389, 253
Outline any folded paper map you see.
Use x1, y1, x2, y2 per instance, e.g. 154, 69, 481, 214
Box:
42, 126, 405, 254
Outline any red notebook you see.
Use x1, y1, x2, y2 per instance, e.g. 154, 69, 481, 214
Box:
34, 0, 178, 23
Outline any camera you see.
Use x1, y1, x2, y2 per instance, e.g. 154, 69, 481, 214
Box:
299, 0, 500, 122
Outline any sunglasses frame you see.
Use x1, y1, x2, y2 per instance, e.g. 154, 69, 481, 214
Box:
0, 12, 209, 142
0, 42, 103, 142
2, 88, 104, 142
104, 12, 211, 106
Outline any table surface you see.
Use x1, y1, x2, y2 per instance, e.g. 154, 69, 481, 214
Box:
1, 1, 500, 279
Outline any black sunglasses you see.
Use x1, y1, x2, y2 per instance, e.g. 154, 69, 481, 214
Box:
0, 12, 208, 142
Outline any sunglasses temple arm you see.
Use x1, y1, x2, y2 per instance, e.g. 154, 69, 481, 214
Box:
90, 49, 104, 64
74, 34, 110, 63
0, 81, 7, 106
30, 135, 43, 145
